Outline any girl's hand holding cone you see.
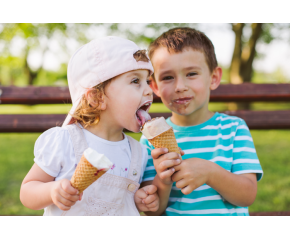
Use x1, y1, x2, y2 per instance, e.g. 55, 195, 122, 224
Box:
50, 179, 82, 211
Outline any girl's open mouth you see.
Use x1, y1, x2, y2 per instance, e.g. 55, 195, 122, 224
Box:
136, 101, 152, 127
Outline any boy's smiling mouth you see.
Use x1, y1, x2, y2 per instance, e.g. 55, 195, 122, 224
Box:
135, 101, 152, 127
173, 97, 193, 105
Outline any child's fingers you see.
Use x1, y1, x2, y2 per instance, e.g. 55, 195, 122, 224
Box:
181, 185, 194, 195
79, 192, 83, 201
56, 202, 71, 211
59, 188, 80, 202
137, 188, 148, 200
151, 148, 168, 160
179, 147, 185, 156
159, 168, 175, 181
142, 185, 157, 195
57, 195, 77, 208
145, 200, 159, 211
61, 179, 78, 195
143, 194, 157, 205
158, 159, 181, 172
175, 179, 188, 190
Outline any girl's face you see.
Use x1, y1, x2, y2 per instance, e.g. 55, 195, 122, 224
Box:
103, 69, 153, 133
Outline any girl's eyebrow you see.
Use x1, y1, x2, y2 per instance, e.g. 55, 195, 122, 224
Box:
127, 71, 150, 79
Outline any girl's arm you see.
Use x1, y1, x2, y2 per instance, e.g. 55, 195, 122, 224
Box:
20, 163, 81, 211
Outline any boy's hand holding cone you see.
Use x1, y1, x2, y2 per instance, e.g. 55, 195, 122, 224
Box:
141, 117, 182, 185
71, 148, 113, 193
141, 117, 180, 154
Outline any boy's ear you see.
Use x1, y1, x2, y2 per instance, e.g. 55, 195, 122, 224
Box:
149, 77, 161, 97
210, 67, 222, 91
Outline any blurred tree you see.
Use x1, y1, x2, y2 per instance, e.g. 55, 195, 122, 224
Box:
229, 23, 290, 84
0, 23, 91, 85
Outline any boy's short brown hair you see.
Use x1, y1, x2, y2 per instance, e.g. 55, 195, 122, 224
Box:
148, 27, 218, 74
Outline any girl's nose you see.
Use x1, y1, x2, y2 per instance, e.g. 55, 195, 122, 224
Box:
144, 83, 153, 97
175, 77, 188, 93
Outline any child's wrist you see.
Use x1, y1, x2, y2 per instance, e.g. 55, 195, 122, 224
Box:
205, 161, 217, 186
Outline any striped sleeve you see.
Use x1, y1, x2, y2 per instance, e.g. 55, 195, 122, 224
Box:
231, 119, 263, 181
139, 134, 156, 182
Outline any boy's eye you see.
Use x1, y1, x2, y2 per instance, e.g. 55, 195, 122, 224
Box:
131, 78, 140, 84
187, 72, 197, 77
162, 76, 174, 81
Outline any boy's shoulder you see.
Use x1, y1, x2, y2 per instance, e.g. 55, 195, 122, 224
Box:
165, 112, 248, 131
214, 112, 247, 125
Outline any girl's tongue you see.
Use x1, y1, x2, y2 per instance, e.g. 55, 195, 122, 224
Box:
136, 109, 151, 126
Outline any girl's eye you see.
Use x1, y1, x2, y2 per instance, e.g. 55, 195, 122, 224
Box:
187, 72, 197, 77
162, 76, 174, 81
147, 79, 151, 85
132, 78, 140, 84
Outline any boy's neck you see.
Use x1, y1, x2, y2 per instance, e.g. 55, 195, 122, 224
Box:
170, 107, 214, 127
82, 118, 124, 142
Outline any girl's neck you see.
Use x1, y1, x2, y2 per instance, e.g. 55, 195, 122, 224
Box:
82, 118, 124, 142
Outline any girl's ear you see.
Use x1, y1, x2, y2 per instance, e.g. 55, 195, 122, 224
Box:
149, 77, 161, 97
85, 90, 107, 110
98, 95, 107, 111
210, 67, 222, 91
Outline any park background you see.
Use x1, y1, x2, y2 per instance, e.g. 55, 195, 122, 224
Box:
0, 23, 290, 215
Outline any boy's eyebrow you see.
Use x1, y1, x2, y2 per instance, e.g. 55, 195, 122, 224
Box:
158, 66, 202, 76
183, 66, 202, 71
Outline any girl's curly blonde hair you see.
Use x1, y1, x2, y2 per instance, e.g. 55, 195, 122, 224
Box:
68, 79, 112, 128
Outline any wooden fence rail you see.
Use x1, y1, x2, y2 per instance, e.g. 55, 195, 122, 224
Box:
1, 110, 290, 133
1, 83, 290, 104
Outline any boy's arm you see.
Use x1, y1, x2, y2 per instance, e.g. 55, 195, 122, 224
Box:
140, 148, 182, 216
172, 159, 257, 206
172, 119, 262, 207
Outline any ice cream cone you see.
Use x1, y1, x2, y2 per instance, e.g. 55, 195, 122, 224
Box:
141, 117, 180, 154
70, 148, 113, 193
148, 127, 180, 154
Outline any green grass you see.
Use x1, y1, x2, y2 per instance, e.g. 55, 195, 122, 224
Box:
0, 130, 290, 215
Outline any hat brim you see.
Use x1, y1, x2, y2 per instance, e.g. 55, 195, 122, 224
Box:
62, 97, 82, 127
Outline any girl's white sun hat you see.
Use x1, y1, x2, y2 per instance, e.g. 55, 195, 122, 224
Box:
62, 36, 154, 127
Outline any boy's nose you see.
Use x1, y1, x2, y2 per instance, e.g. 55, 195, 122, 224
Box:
175, 78, 188, 93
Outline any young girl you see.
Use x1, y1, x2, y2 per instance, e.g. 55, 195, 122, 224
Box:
20, 36, 159, 216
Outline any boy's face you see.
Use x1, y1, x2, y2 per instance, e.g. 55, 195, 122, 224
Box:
103, 69, 153, 133
150, 47, 221, 117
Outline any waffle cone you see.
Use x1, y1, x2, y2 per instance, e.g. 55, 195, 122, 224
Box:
71, 155, 106, 193
149, 128, 180, 154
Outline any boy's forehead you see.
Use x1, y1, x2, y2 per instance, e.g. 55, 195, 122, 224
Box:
151, 47, 207, 71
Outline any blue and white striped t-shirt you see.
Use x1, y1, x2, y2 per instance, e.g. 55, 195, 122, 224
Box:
140, 112, 263, 216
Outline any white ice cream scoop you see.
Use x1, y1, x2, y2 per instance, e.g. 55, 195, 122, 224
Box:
141, 117, 172, 139
84, 148, 113, 171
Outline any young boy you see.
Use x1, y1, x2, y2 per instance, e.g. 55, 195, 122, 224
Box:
140, 27, 263, 216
